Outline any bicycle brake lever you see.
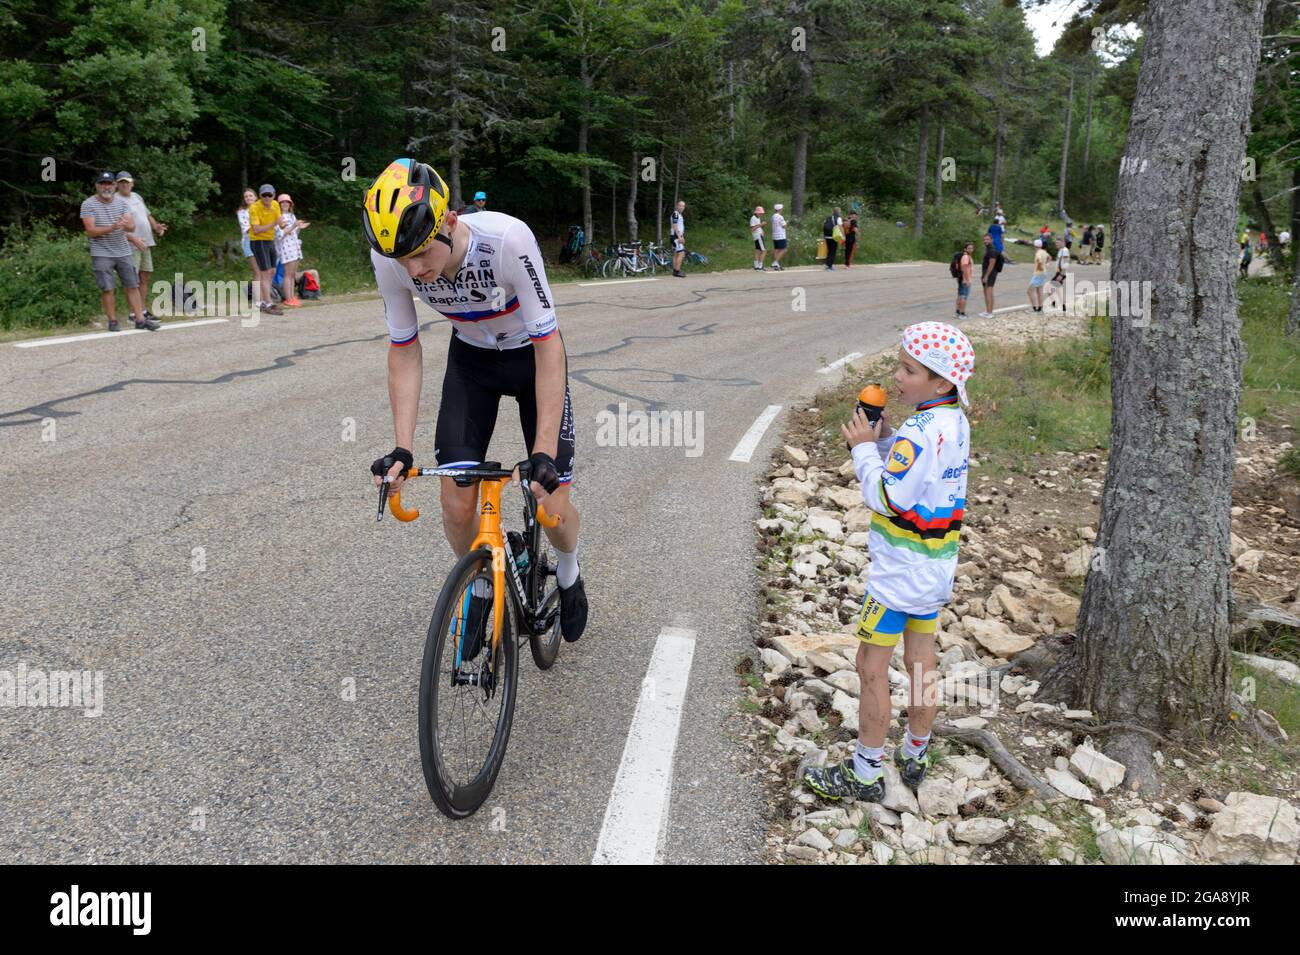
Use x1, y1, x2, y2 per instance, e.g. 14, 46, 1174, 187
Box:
376, 478, 390, 523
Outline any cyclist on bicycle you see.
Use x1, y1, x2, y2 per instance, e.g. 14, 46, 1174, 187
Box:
364, 158, 587, 644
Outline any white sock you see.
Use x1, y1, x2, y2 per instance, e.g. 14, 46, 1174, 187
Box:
853, 742, 884, 781
556, 546, 579, 589
903, 726, 931, 759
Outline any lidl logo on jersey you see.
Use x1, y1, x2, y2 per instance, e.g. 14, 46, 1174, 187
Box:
886, 438, 920, 478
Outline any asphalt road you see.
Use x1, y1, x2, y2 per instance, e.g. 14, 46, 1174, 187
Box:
1, 259, 1027, 863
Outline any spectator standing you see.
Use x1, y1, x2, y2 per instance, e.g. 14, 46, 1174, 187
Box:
1240, 240, 1252, 277
1027, 237, 1050, 312
750, 205, 768, 271
822, 206, 842, 270
1091, 224, 1105, 264
80, 171, 156, 331
955, 240, 973, 320
670, 199, 686, 277
1079, 224, 1094, 264
770, 203, 788, 270
987, 217, 1006, 260
274, 193, 310, 307
248, 183, 283, 315
978, 232, 1002, 317
114, 172, 166, 323
1063, 220, 1074, 262
843, 213, 860, 268
237, 188, 257, 278
463, 190, 487, 215
1048, 240, 1070, 312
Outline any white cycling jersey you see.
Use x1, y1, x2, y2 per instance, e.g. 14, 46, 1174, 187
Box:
373, 210, 558, 350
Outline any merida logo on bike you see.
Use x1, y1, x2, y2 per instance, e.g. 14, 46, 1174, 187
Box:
482, 501, 496, 514
49, 885, 151, 935
517, 255, 551, 308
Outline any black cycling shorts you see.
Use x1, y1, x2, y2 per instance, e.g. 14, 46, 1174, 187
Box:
435, 333, 575, 484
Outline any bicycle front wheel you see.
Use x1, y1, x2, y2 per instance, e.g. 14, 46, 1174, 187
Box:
418, 547, 519, 819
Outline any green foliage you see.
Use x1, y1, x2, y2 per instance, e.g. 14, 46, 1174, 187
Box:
0, 220, 101, 331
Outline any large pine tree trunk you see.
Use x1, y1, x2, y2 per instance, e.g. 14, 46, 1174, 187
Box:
448, 107, 462, 211
627, 151, 639, 243
656, 147, 664, 244
791, 46, 813, 219
1051, 0, 1269, 796
579, 58, 593, 242
1057, 70, 1074, 219
933, 122, 945, 206
912, 105, 929, 239
1288, 258, 1300, 335
990, 102, 1005, 208
1082, 60, 1095, 176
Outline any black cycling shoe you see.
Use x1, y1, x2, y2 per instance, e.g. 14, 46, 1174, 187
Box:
107, 319, 120, 332
559, 575, 588, 642
134, 317, 161, 331
457, 585, 492, 663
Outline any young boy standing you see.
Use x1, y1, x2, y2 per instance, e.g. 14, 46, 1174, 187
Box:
803, 322, 974, 802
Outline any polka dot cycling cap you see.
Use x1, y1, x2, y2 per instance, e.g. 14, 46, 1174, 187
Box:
901, 322, 975, 406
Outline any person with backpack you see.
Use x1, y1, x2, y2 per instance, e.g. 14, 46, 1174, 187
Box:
823, 207, 842, 270
951, 241, 974, 321
978, 232, 1003, 318
1091, 224, 1105, 264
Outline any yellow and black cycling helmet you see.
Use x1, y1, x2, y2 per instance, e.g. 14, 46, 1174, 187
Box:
362, 158, 452, 258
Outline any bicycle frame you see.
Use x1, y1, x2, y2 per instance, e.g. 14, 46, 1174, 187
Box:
382, 465, 560, 655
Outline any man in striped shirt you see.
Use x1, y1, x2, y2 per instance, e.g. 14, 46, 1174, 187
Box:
80, 170, 157, 331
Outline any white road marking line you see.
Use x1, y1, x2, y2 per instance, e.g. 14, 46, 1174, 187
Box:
728, 404, 782, 463
13, 317, 228, 348
577, 277, 660, 287
818, 352, 864, 374
592, 627, 696, 865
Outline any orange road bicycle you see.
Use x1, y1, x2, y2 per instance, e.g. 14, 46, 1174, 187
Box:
376, 460, 563, 819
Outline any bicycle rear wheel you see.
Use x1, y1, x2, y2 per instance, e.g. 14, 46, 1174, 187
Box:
418, 547, 518, 819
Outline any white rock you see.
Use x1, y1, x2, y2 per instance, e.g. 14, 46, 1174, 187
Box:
795, 707, 824, 734
1069, 744, 1126, 794
963, 616, 1035, 656
1233, 652, 1300, 688
807, 649, 852, 675
945, 754, 990, 780
783, 445, 810, 467
1200, 792, 1300, 865
800, 679, 836, 702
900, 813, 935, 853
880, 762, 921, 815
953, 817, 1010, 845
1234, 549, 1265, 574
860, 802, 901, 827
831, 690, 859, 726
759, 648, 791, 677
870, 841, 895, 865
785, 844, 821, 861
948, 716, 988, 730
918, 777, 964, 818
1023, 814, 1063, 838
1097, 826, 1188, 865
1046, 768, 1094, 802
1059, 544, 1094, 578
826, 669, 861, 697
796, 826, 834, 851
807, 514, 845, 541
833, 828, 861, 849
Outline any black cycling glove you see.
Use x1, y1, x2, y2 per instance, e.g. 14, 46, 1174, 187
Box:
527, 451, 561, 494
371, 446, 414, 478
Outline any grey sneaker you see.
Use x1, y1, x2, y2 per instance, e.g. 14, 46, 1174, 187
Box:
802, 758, 885, 802
134, 317, 161, 331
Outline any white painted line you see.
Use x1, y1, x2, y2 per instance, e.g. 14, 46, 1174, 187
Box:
14, 317, 229, 348
577, 277, 660, 287
818, 351, 864, 374
728, 404, 782, 463
592, 627, 696, 865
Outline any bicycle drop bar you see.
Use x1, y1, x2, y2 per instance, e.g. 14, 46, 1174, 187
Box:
376, 464, 561, 527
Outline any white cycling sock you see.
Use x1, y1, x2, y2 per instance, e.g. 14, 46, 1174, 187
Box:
903, 726, 931, 759
556, 546, 579, 589
853, 743, 884, 782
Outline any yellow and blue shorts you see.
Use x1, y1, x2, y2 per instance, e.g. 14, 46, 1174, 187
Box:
855, 594, 938, 648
